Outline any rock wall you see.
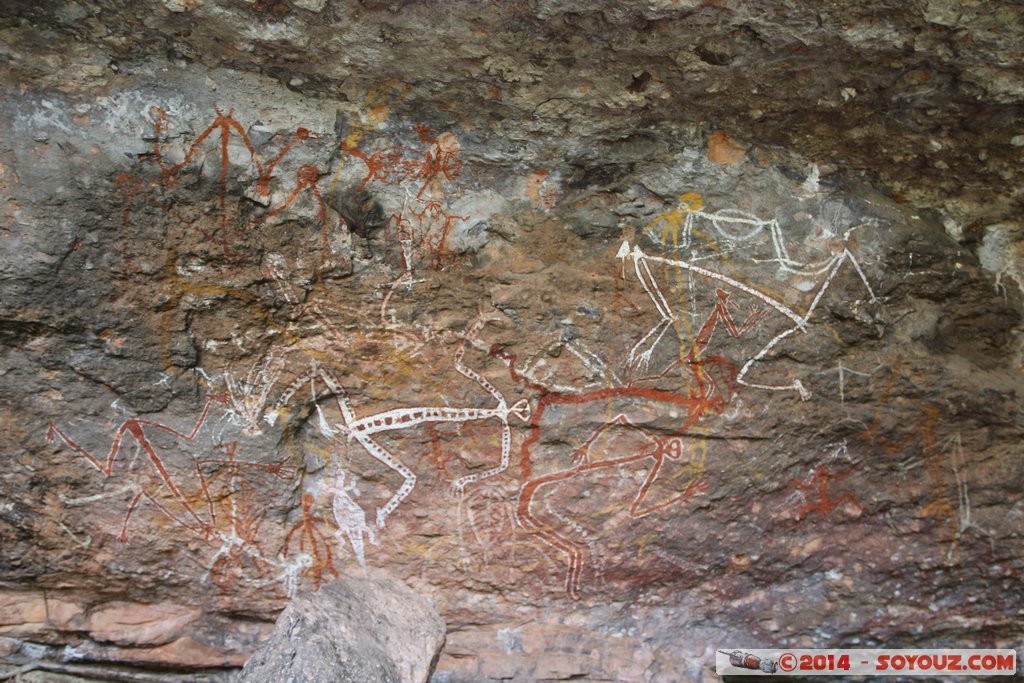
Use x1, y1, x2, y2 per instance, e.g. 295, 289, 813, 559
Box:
1, 2, 1022, 681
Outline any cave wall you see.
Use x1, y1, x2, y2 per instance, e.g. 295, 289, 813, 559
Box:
1, 2, 1022, 681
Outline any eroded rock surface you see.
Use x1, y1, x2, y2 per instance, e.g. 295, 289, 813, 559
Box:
240, 573, 444, 683
0, 2, 1022, 681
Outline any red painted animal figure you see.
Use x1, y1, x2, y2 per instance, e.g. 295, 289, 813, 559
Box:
484, 338, 728, 601
516, 409, 710, 601
488, 344, 727, 479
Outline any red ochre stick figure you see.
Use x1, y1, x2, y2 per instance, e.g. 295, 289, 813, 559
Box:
788, 465, 863, 520
47, 394, 231, 541
420, 423, 456, 477
149, 107, 320, 253
515, 413, 709, 601
152, 107, 314, 198
283, 492, 340, 589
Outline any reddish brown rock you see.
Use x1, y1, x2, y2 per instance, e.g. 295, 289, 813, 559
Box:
74, 635, 253, 668
43, 598, 85, 631
0, 593, 47, 636
87, 601, 202, 646
707, 131, 748, 165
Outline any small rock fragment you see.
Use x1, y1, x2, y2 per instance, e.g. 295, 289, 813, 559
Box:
707, 131, 747, 165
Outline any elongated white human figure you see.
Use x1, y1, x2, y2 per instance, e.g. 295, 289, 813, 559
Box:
270, 332, 531, 529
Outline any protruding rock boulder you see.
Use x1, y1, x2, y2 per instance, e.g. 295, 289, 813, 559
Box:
240, 573, 445, 683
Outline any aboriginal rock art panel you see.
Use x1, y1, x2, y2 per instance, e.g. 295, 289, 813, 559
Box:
138, 107, 334, 267
43, 101, 900, 603
116, 106, 470, 400
114, 108, 347, 381
47, 394, 234, 542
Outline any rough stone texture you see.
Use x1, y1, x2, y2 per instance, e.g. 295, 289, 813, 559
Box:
0, 1, 1021, 681
240, 574, 445, 683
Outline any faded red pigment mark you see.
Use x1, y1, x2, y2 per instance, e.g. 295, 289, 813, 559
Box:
388, 209, 416, 245
420, 423, 456, 477
860, 397, 962, 557
788, 465, 863, 520
194, 441, 296, 526
283, 492, 340, 589
386, 199, 468, 272
116, 172, 151, 271
606, 263, 642, 315
340, 123, 463, 198
516, 413, 710, 600
47, 394, 230, 541
249, 164, 338, 270
196, 441, 294, 590
207, 494, 272, 591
